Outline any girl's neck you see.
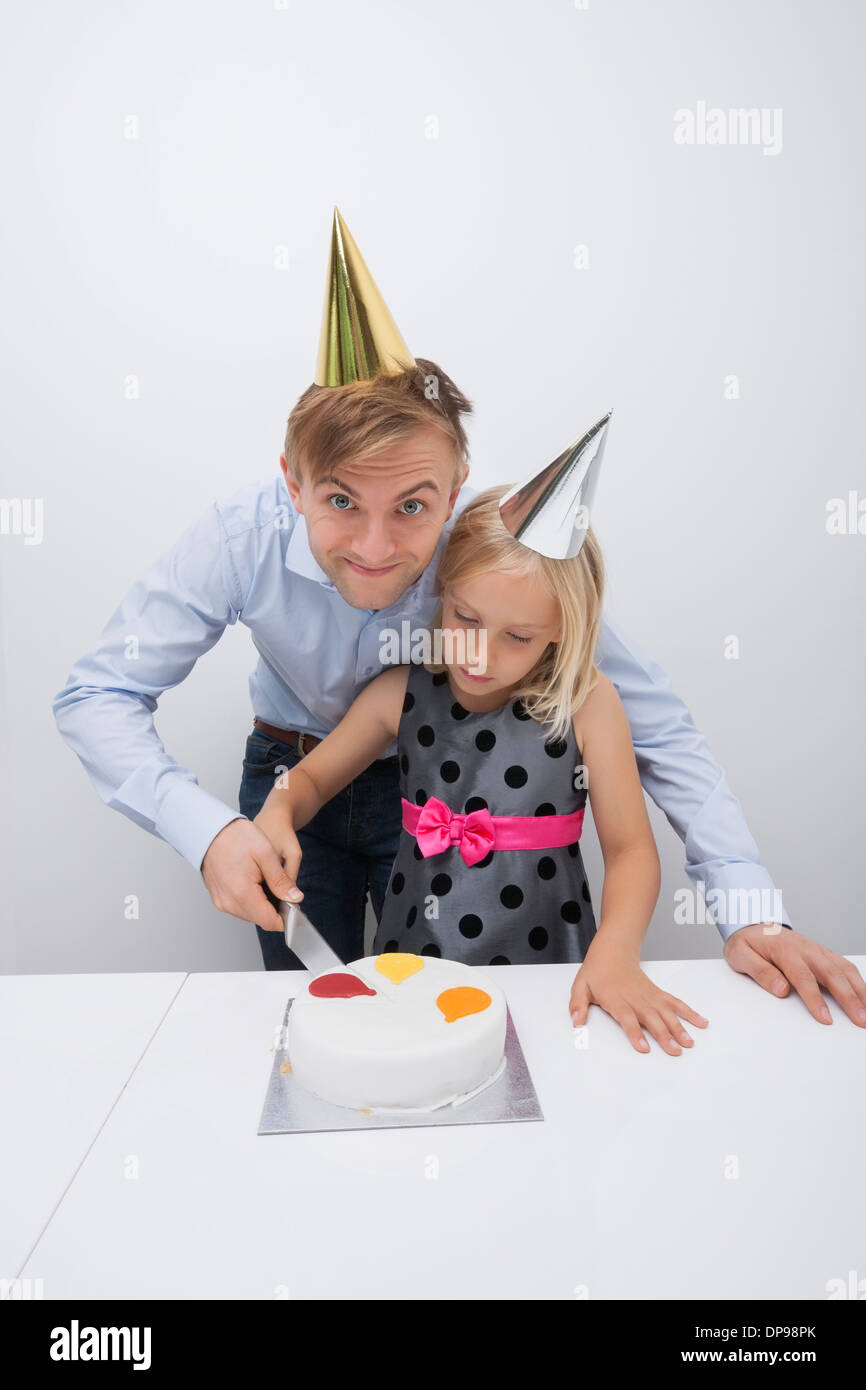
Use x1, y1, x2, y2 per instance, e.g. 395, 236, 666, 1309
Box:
445, 669, 517, 714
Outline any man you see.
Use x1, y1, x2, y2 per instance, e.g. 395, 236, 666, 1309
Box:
53, 210, 866, 1030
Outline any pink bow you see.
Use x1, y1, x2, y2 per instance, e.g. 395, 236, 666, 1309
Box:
414, 795, 496, 867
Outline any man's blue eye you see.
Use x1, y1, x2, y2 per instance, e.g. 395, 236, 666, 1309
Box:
328, 494, 423, 514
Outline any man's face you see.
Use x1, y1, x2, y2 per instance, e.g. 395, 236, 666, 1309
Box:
281, 424, 467, 610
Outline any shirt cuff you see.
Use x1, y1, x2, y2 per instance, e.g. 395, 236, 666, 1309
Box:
155, 780, 248, 871
686, 863, 792, 944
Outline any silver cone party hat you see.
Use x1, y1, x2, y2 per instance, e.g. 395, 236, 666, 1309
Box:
498, 410, 612, 559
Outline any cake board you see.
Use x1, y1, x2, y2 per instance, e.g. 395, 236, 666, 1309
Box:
257, 999, 543, 1134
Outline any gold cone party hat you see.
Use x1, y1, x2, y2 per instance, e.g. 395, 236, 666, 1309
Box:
314, 207, 416, 386
498, 411, 613, 560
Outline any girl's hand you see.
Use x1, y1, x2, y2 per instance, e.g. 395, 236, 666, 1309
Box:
252, 791, 304, 902
569, 938, 708, 1056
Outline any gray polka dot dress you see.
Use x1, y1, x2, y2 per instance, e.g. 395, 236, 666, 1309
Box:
372, 663, 597, 965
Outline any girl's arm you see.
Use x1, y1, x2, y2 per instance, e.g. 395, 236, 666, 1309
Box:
266, 663, 410, 830
574, 671, 661, 957
252, 664, 409, 908
570, 671, 709, 1056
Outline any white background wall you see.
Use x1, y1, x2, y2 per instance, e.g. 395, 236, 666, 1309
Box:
2, 0, 863, 975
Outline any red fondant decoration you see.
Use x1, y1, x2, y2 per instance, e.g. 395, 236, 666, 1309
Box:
309, 973, 377, 999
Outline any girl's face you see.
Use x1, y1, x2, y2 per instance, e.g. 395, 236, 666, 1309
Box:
440, 570, 562, 710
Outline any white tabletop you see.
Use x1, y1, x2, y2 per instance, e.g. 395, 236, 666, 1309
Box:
13, 958, 866, 1299
1, 972, 186, 1279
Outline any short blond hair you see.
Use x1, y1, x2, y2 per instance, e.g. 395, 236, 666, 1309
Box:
427, 484, 605, 744
284, 358, 473, 490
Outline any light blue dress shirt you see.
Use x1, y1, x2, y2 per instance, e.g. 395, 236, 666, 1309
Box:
53, 473, 789, 941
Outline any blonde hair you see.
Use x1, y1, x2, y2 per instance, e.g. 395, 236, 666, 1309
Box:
426, 484, 605, 744
284, 358, 473, 491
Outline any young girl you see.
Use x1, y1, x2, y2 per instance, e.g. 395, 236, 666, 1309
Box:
255, 485, 708, 1055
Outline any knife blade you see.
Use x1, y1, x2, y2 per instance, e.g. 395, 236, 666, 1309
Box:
278, 899, 345, 975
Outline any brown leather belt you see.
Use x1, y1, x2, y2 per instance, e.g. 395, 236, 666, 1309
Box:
253, 717, 323, 756
253, 717, 398, 764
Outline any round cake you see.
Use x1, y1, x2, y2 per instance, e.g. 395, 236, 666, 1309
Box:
285, 953, 507, 1112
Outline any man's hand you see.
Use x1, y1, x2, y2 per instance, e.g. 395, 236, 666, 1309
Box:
723, 923, 866, 1026
200, 818, 302, 933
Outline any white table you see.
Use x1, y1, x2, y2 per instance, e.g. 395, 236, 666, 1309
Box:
1, 972, 186, 1281
12, 958, 866, 1299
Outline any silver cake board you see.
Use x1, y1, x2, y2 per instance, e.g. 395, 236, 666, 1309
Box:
257, 999, 543, 1135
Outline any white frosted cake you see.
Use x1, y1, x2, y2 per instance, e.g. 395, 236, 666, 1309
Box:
285, 953, 507, 1113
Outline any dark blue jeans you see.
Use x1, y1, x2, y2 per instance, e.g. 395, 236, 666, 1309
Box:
238, 726, 403, 970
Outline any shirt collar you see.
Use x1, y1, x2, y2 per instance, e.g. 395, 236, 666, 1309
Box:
284, 507, 335, 587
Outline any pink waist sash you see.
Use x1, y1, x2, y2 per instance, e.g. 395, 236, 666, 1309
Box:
401, 794, 585, 868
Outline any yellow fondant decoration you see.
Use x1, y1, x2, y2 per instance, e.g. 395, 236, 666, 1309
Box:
436, 986, 491, 1023
375, 953, 425, 985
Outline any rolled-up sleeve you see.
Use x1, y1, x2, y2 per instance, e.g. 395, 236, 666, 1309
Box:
596, 613, 790, 941
52, 503, 248, 870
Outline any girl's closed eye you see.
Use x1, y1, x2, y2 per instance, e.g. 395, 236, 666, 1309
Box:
454, 608, 533, 644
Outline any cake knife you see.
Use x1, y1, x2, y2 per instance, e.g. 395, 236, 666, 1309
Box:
278, 900, 345, 975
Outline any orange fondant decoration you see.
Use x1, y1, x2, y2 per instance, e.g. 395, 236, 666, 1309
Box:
436, 986, 491, 1022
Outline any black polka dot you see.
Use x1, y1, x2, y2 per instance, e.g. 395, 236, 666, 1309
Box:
430, 873, 452, 896
459, 914, 483, 939
402, 692, 415, 713
432, 672, 448, 686
561, 900, 582, 923
440, 760, 460, 783
475, 729, 496, 752
415, 789, 428, 805
465, 796, 488, 812
500, 884, 524, 909
391, 872, 405, 894
383, 940, 400, 952
567, 841, 581, 858
400, 754, 409, 775
489, 955, 511, 965
545, 738, 568, 759
504, 765, 528, 788
471, 850, 494, 869
417, 725, 435, 747
581, 880, 591, 903
406, 905, 417, 927
537, 857, 557, 880
528, 926, 548, 951
512, 699, 531, 721
421, 942, 442, 956
535, 802, 556, 816
412, 843, 424, 861
451, 702, 469, 720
